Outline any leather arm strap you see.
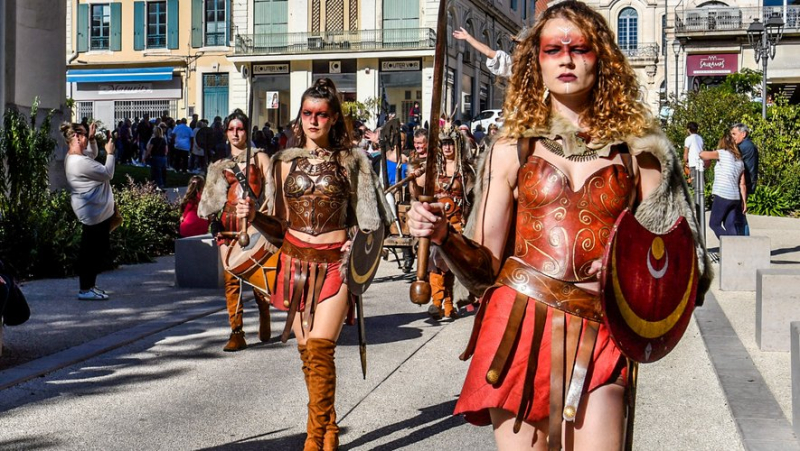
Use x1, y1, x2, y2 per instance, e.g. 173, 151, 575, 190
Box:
251, 212, 287, 248
437, 225, 496, 297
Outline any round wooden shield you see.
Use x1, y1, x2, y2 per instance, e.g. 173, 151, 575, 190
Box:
347, 227, 386, 296
600, 210, 699, 363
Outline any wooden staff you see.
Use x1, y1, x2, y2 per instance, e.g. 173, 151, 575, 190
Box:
385, 167, 425, 195
409, 0, 447, 305
238, 66, 255, 247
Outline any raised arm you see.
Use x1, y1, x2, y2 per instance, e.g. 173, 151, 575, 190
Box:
453, 27, 498, 59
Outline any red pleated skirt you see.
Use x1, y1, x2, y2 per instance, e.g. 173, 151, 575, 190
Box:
454, 285, 626, 426
272, 233, 345, 312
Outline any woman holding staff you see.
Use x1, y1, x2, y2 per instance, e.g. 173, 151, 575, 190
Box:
408, 2, 711, 449
236, 78, 389, 450
198, 109, 273, 352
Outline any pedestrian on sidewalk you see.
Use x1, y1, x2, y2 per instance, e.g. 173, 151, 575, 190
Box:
701, 131, 747, 238
63, 121, 116, 301
198, 109, 273, 352
408, 2, 712, 449
236, 78, 390, 450
178, 175, 210, 238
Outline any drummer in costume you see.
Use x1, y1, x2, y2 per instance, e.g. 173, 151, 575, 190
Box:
236, 78, 389, 451
410, 123, 474, 320
198, 109, 274, 352
408, 2, 712, 449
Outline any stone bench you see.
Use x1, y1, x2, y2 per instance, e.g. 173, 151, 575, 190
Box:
719, 235, 771, 291
757, 269, 800, 351
792, 322, 800, 438
174, 234, 224, 288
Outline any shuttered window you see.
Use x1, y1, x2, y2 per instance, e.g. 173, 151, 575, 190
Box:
147, 1, 168, 48
90, 4, 111, 50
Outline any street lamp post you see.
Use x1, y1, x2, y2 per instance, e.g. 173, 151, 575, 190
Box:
747, 16, 784, 119
672, 39, 683, 98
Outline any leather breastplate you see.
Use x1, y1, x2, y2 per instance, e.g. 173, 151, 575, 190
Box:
221, 164, 263, 232
514, 155, 633, 282
284, 157, 349, 236
435, 172, 465, 224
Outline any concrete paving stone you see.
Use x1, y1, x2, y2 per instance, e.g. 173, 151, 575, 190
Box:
743, 439, 800, 451
738, 418, 799, 443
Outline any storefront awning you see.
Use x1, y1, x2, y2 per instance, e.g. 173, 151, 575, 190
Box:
67, 67, 175, 83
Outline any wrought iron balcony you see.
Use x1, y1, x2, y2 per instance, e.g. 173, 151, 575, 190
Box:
234, 28, 436, 55
90, 36, 109, 51
620, 43, 660, 63
147, 35, 167, 48
676, 6, 800, 35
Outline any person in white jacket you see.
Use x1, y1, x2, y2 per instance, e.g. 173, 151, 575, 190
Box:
62, 121, 116, 301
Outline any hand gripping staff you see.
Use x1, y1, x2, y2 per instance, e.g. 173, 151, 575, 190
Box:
409, 0, 447, 305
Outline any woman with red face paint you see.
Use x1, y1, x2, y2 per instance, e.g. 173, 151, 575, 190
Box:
236, 78, 388, 450
198, 109, 274, 352
407, 1, 711, 449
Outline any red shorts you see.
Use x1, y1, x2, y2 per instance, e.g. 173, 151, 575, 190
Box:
454, 285, 626, 426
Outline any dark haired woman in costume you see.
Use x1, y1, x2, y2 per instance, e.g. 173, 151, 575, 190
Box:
198, 108, 273, 352
237, 78, 388, 450
408, 2, 711, 449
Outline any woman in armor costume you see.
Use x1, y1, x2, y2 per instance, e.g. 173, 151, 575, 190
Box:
236, 78, 388, 450
408, 2, 712, 449
197, 109, 273, 352
411, 123, 474, 320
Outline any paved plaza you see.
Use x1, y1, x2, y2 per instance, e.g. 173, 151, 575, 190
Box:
1, 215, 799, 450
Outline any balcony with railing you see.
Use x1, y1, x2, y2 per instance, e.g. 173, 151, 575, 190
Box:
234, 28, 436, 56
676, 6, 800, 35
147, 35, 167, 48
621, 43, 660, 63
90, 36, 109, 51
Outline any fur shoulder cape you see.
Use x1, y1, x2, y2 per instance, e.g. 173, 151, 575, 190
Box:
269, 147, 393, 231
459, 120, 713, 305
197, 149, 274, 219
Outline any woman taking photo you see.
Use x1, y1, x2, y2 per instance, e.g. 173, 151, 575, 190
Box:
236, 78, 388, 450
408, 2, 711, 449
63, 121, 116, 301
700, 131, 747, 238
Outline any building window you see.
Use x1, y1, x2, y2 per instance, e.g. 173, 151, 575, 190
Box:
148, 1, 168, 48
91, 4, 111, 50
205, 0, 226, 46
511, 0, 518, 11
618, 7, 638, 51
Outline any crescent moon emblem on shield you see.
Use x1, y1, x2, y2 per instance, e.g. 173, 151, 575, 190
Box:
647, 238, 668, 279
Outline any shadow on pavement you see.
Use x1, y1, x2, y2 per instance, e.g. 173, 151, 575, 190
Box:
336, 312, 430, 347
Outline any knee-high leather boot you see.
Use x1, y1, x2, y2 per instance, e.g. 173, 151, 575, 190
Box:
304, 338, 339, 451
223, 271, 246, 352
429, 272, 445, 319
255, 290, 271, 342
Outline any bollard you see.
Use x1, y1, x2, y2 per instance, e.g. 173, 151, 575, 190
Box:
757, 269, 800, 351
719, 235, 770, 291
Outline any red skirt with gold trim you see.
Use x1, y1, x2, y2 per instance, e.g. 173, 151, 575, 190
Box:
454, 285, 626, 426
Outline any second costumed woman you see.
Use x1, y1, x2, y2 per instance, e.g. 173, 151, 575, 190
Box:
198, 109, 273, 352
236, 78, 390, 450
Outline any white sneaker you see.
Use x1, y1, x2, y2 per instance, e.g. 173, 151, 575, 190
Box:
92, 286, 108, 296
78, 290, 109, 301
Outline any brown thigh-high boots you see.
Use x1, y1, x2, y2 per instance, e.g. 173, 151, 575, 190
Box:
223, 271, 247, 351
303, 338, 339, 451
429, 272, 445, 319
254, 290, 271, 342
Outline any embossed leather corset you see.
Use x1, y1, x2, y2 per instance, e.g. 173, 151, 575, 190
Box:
284, 157, 349, 235
515, 155, 633, 282
221, 166, 263, 232
435, 172, 465, 224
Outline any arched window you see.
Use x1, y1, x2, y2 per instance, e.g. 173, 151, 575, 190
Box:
618, 7, 638, 51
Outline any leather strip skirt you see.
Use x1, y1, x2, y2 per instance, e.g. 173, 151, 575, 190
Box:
274, 233, 350, 342
454, 257, 626, 432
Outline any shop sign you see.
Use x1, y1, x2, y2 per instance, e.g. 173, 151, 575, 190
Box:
98, 83, 153, 95
253, 63, 290, 75
686, 54, 738, 76
381, 60, 421, 72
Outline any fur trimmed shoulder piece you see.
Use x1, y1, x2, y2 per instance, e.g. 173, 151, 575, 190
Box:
270, 148, 393, 232
197, 150, 273, 219
456, 126, 713, 305
198, 158, 236, 219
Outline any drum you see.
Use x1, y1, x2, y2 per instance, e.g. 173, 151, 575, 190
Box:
223, 225, 281, 295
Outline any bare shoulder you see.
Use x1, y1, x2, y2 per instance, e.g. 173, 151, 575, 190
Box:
485, 137, 520, 185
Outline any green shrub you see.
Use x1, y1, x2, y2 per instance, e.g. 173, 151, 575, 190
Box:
111, 177, 180, 265
747, 185, 792, 217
